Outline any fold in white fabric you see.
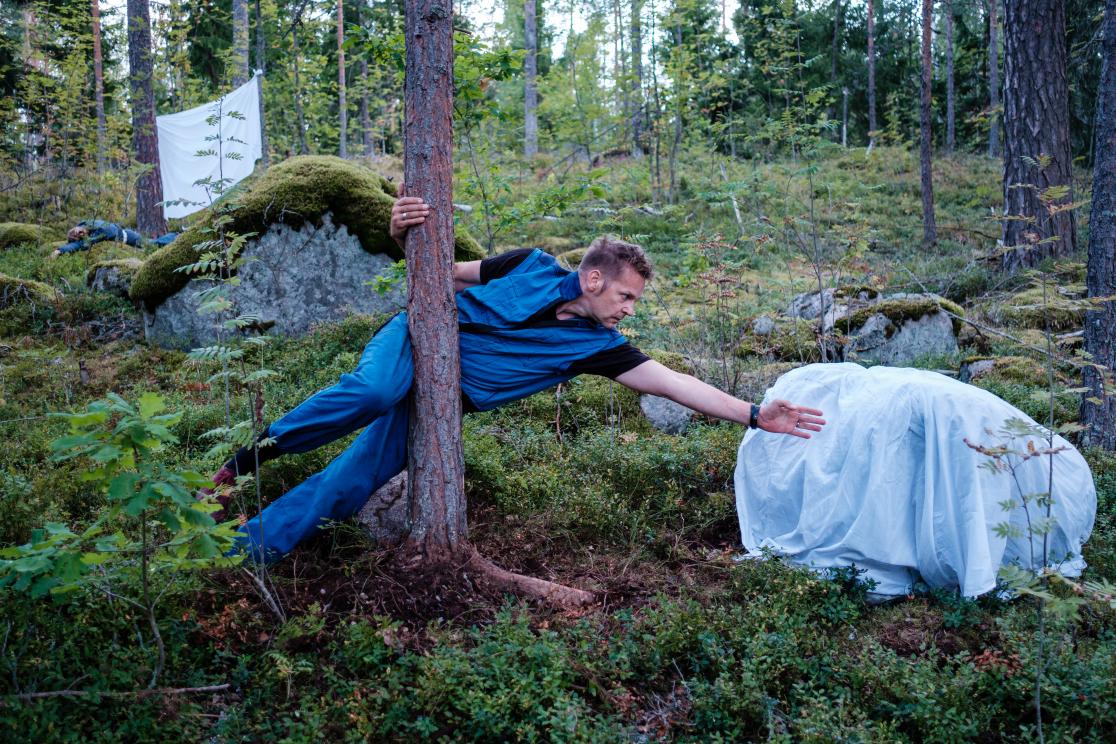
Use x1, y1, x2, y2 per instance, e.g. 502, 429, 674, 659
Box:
734, 363, 1096, 597
157, 74, 263, 220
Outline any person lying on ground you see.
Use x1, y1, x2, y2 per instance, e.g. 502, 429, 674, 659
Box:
52, 219, 179, 257
202, 192, 827, 562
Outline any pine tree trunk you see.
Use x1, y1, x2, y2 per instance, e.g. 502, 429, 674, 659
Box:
127, 0, 167, 236
255, 0, 269, 166
338, 0, 348, 158
919, 0, 937, 247
631, 0, 644, 157
867, 0, 877, 147
987, 0, 1000, 158
404, 0, 466, 563
668, 22, 682, 205
361, 60, 372, 155
92, 0, 107, 172
524, 0, 538, 159
1082, 0, 1116, 450
232, 0, 250, 86
945, 0, 955, 153
1001, 0, 1076, 271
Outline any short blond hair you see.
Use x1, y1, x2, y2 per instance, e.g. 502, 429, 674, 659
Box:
579, 235, 653, 281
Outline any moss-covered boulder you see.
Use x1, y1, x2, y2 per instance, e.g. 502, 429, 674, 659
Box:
837, 295, 964, 365
959, 355, 1048, 386
535, 236, 580, 255
86, 258, 144, 298
992, 283, 1087, 332
130, 155, 484, 308
556, 248, 587, 271
0, 223, 54, 251
0, 274, 60, 310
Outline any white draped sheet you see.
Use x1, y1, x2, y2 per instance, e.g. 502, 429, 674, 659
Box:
734, 363, 1096, 597
157, 74, 263, 220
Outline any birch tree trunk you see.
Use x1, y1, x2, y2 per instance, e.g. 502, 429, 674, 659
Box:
127, 0, 167, 235
524, 0, 538, 159
292, 20, 309, 155
1082, 0, 1116, 450
338, 0, 348, 159
919, 0, 937, 246
232, 0, 250, 86
92, 0, 107, 172
1001, 0, 1076, 271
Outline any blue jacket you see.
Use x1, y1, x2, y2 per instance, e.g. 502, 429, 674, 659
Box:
57, 220, 142, 254
456, 249, 629, 410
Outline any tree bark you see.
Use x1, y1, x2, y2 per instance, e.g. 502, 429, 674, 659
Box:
987, 0, 1000, 158
1001, 0, 1076, 271
232, 0, 250, 86
919, 0, 937, 247
945, 0, 955, 153
524, 0, 538, 159
630, 0, 644, 157
668, 21, 683, 204
1082, 0, 1116, 450
338, 0, 348, 158
867, 0, 877, 148
92, 0, 107, 172
255, 0, 270, 166
127, 0, 167, 236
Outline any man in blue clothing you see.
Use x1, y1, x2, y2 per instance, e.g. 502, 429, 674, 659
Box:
52, 220, 178, 256
207, 194, 826, 562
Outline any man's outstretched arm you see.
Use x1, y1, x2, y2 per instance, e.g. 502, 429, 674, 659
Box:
615, 360, 826, 439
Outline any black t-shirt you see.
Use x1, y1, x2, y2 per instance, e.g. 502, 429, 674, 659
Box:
477, 248, 650, 380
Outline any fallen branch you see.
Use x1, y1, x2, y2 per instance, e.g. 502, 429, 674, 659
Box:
2, 683, 229, 704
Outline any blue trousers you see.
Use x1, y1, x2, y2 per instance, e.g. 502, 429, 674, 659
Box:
238, 315, 414, 562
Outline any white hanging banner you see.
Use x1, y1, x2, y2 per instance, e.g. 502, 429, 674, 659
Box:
156, 73, 263, 220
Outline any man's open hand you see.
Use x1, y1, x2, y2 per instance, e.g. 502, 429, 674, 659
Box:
389, 183, 432, 246
758, 400, 826, 439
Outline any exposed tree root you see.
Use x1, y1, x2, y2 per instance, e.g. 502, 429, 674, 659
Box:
463, 545, 596, 609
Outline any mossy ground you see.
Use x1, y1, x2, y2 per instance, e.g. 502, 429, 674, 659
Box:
0, 222, 56, 251
1, 148, 1114, 740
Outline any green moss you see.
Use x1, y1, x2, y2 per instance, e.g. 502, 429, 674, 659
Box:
835, 296, 966, 336
0, 223, 54, 251
996, 283, 1086, 332
736, 318, 823, 363
130, 156, 483, 307
535, 236, 580, 255
556, 248, 587, 270
0, 273, 60, 306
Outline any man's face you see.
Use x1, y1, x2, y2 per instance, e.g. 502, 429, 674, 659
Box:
67, 226, 89, 242
584, 265, 646, 329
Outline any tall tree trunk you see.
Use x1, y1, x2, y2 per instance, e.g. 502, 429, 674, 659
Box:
829, 0, 843, 132
1083, 0, 1116, 450
127, 0, 167, 235
92, 0, 107, 172
255, 0, 270, 166
1001, 0, 1076, 271
361, 60, 372, 155
630, 0, 644, 157
524, 0, 538, 159
232, 0, 250, 86
867, 0, 877, 148
292, 21, 309, 155
403, 0, 464, 563
919, 0, 937, 246
945, 0, 955, 153
338, 0, 348, 158
668, 22, 682, 204
987, 0, 1000, 158
402, 0, 591, 606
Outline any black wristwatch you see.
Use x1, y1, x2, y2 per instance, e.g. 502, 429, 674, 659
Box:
748, 403, 761, 430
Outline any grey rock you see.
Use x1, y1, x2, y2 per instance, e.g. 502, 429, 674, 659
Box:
356, 471, 410, 547
143, 213, 405, 349
751, 315, 776, 336
88, 259, 143, 298
786, 289, 847, 331
959, 358, 997, 383
640, 394, 695, 435
845, 310, 959, 366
